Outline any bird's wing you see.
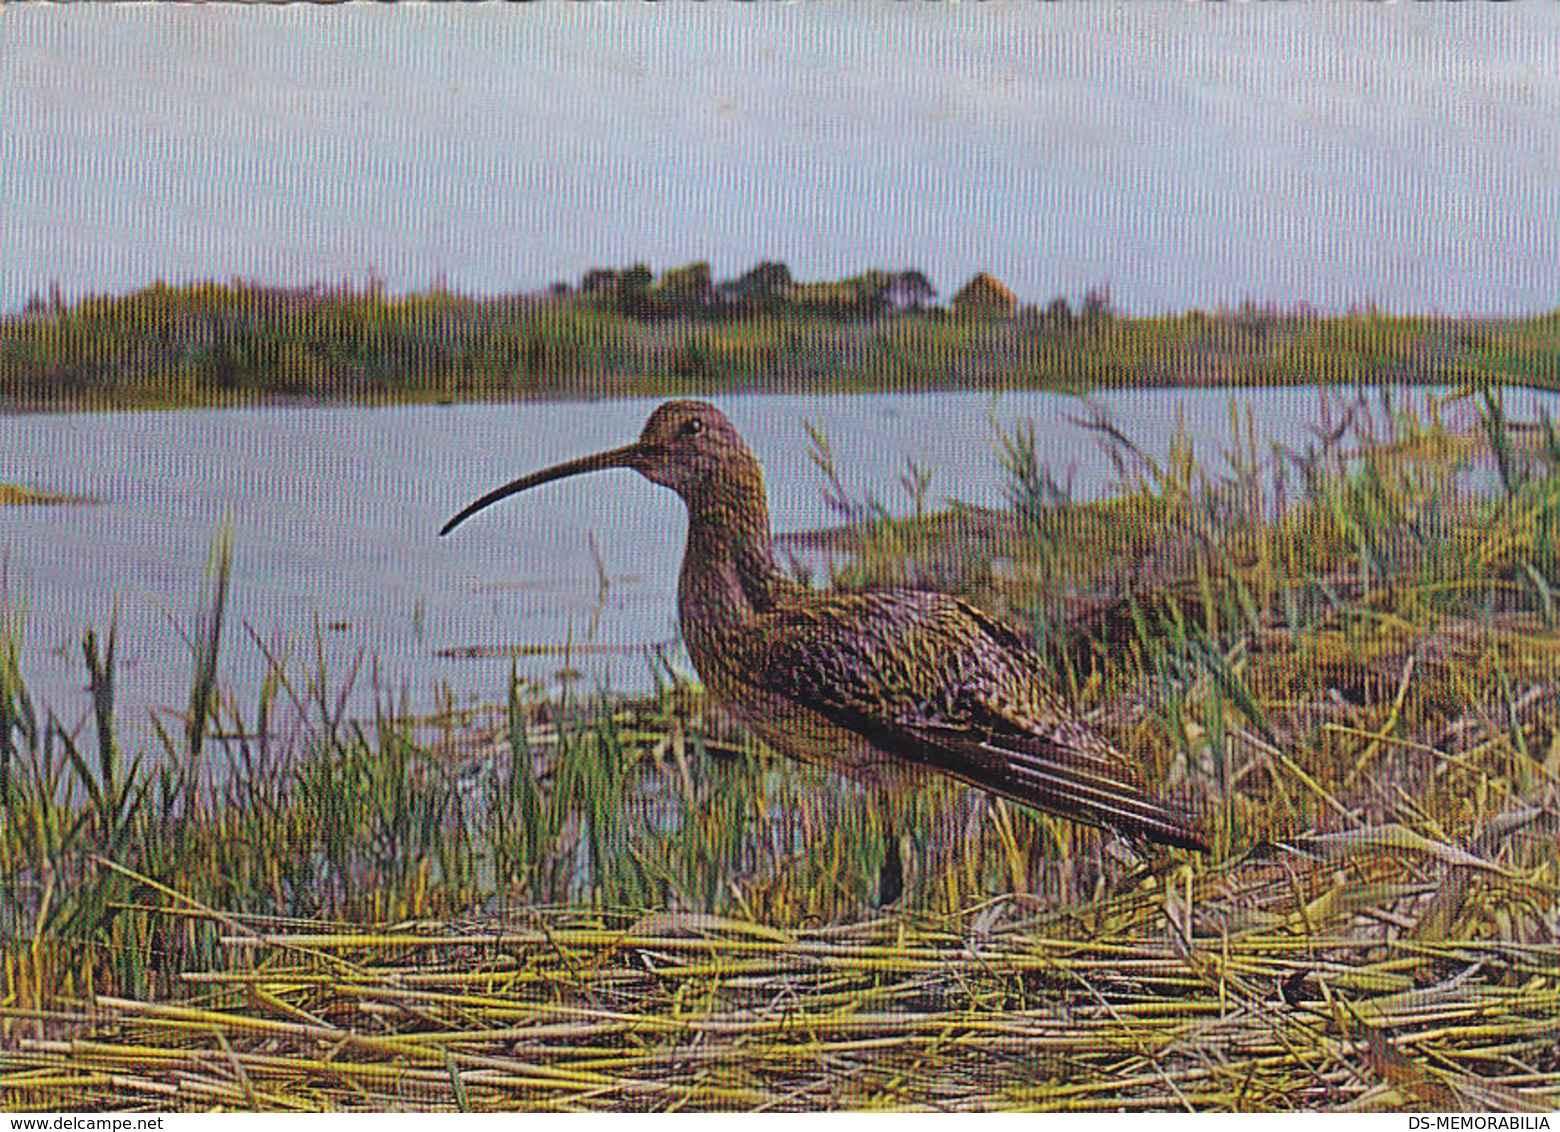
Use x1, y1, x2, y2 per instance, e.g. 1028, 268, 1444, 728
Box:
744, 590, 1206, 851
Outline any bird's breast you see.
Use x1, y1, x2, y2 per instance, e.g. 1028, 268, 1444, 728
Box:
720, 680, 915, 784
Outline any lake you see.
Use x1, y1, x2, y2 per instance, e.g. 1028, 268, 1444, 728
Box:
2, 385, 1551, 745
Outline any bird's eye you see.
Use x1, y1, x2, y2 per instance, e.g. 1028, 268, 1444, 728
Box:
680, 418, 705, 438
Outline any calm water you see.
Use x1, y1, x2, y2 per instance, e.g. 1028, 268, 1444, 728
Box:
3, 386, 1553, 740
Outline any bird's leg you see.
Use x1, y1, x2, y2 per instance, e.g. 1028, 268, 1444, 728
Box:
875, 786, 905, 907
878, 828, 905, 907
1107, 836, 1181, 896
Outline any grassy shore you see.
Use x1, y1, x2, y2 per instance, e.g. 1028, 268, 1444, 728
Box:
2, 281, 1559, 410
0, 484, 86, 506
1, 385, 1558, 1110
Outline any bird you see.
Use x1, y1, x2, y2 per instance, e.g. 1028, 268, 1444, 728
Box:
441, 400, 1205, 901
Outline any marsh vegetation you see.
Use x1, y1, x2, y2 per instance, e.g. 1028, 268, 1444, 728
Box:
3, 275, 1558, 409
1, 385, 1558, 1111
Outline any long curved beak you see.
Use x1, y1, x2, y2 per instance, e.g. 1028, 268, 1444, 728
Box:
440, 443, 651, 536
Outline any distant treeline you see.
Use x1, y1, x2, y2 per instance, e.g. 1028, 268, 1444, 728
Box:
1, 265, 1557, 409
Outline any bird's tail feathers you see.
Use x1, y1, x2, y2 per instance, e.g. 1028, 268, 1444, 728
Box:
945, 736, 1207, 852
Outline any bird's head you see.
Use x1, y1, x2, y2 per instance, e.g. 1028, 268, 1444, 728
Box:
631, 400, 755, 494
440, 400, 758, 535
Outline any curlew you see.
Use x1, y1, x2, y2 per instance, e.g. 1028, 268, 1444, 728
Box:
442, 401, 1204, 901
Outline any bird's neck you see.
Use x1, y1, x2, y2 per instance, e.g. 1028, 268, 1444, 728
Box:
678, 467, 790, 626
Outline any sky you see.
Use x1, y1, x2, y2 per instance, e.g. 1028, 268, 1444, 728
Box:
2, 5, 1558, 316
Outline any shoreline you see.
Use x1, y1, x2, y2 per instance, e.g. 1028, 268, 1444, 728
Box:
5, 285, 1556, 415
0, 482, 90, 506
0, 372, 1541, 419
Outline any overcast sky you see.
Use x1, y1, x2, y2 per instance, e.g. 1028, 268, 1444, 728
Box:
2, 6, 1557, 316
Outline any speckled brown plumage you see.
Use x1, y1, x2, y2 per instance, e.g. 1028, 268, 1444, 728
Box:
443, 400, 1206, 853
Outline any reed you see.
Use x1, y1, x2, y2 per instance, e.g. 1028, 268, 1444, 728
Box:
1, 383, 1557, 1111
